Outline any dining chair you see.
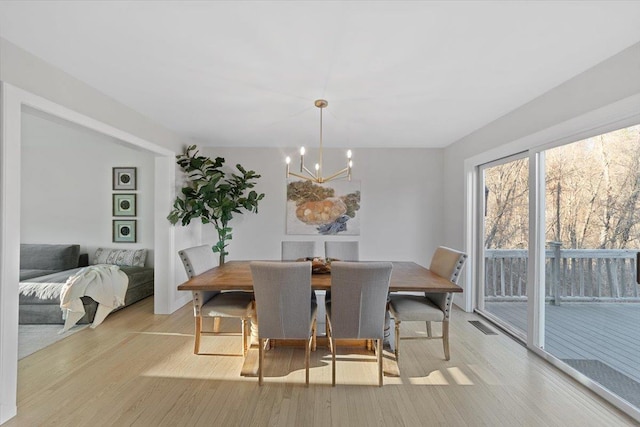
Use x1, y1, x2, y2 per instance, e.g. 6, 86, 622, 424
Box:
323, 240, 359, 301
324, 240, 359, 261
323, 241, 360, 337
388, 246, 467, 361
250, 261, 317, 386
326, 261, 392, 386
282, 240, 318, 316
281, 241, 316, 261
178, 244, 254, 356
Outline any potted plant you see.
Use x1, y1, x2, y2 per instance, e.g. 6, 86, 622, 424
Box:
167, 145, 265, 264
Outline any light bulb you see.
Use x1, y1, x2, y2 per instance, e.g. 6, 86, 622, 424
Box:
347, 149, 352, 159
315, 163, 320, 171
285, 156, 291, 164
349, 160, 353, 168
300, 147, 306, 156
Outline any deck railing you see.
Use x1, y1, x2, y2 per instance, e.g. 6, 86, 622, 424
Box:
484, 246, 640, 303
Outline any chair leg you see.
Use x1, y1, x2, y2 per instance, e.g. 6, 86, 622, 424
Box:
377, 339, 383, 387
326, 315, 331, 350
327, 320, 336, 387
247, 318, 251, 354
394, 318, 401, 361
241, 318, 248, 357
194, 316, 202, 354
426, 321, 432, 337
443, 320, 450, 361
331, 339, 336, 387
305, 336, 311, 387
311, 317, 317, 352
258, 338, 264, 385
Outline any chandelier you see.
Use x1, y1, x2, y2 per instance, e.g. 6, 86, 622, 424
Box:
286, 99, 352, 184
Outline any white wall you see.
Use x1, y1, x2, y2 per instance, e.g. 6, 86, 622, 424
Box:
0, 38, 193, 424
199, 146, 444, 265
21, 110, 156, 265
0, 38, 184, 154
442, 42, 640, 309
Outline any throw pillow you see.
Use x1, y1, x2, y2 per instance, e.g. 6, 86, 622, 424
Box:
93, 248, 147, 267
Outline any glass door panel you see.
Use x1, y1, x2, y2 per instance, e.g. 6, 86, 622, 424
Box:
479, 156, 529, 338
543, 125, 640, 409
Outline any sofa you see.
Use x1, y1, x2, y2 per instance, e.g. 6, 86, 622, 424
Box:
19, 244, 154, 324
20, 243, 83, 281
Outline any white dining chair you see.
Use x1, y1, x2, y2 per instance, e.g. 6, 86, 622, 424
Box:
324, 240, 359, 261
388, 246, 467, 361
281, 241, 316, 261
179, 244, 254, 356
250, 261, 317, 386
326, 261, 392, 386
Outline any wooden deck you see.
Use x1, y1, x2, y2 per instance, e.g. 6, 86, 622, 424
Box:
484, 302, 640, 387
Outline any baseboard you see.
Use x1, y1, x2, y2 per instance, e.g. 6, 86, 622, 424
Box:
0, 403, 17, 425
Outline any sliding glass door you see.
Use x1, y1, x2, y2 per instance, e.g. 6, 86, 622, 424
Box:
476, 124, 640, 414
477, 154, 529, 339
542, 125, 640, 409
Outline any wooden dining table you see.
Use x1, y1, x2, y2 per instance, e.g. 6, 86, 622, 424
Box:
177, 260, 463, 294
177, 260, 462, 377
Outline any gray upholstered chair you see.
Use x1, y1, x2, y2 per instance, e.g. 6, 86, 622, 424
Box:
388, 246, 467, 361
281, 240, 318, 322
179, 245, 254, 356
324, 240, 359, 261
326, 261, 392, 386
323, 241, 359, 306
250, 261, 317, 386
281, 241, 316, 261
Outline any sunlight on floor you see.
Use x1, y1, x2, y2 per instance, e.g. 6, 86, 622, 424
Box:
447, 366, 474, 385
409, 369, 449, 385
406, 366, 476, 386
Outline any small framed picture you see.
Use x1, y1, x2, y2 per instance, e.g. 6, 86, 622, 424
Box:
113, 193, 136, 217
113, 220, 137, 243
113, 167, 137, 190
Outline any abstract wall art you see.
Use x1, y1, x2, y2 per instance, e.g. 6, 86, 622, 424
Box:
286, 180, 361, 235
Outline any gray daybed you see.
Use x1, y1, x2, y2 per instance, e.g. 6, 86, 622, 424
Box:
19, 244, 154, 324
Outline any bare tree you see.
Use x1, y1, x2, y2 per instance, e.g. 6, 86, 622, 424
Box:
485, 125, 640, 251
484, 158, 528, 249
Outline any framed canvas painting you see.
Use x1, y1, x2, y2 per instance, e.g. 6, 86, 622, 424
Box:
286, 180, 361, 235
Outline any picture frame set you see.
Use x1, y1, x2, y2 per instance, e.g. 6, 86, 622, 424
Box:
112, 167, 138, 243
113, 167, 137, 190
113, 219, 137, 243
113, 193, 136, 217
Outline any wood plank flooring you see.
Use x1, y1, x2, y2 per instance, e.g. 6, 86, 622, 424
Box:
5, 297, 637, 426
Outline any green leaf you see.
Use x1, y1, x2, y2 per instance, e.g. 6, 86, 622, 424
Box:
168, 144, 264, 260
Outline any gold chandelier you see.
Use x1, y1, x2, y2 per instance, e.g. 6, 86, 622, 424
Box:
286, 99, 352, 184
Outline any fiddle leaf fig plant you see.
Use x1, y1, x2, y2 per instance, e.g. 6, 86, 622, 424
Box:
167, 145, 265, 264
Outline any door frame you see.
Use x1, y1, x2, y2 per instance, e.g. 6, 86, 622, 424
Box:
0, 82, 183, 423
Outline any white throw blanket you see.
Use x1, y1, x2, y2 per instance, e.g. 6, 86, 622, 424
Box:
19, 281, 66, 300
60, 264, 128, 332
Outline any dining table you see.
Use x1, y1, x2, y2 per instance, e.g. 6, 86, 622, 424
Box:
177, 260, 463, 376
177, 260, 462, 293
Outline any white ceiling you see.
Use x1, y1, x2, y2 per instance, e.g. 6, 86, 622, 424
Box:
1, 1, 639, 149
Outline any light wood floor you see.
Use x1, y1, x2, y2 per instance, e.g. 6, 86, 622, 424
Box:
6, 297, 637, 426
